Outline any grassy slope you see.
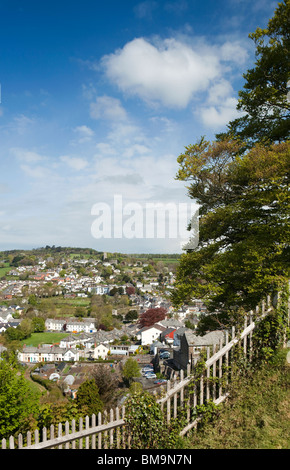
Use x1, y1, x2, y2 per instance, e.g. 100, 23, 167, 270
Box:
184, 349, 290, 449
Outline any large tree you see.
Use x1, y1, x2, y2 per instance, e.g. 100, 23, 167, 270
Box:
217, 0, 290, 146
75, 379, 103, 416
172, 3, 290, 325
172, 138, 290, 316
122, 358, 141, 385
138, 307, 167, 328
0, 360, 40, 439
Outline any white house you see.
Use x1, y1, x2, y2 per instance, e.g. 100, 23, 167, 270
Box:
45, 318, 97, 334
45, 318, 66, 331
109, 344, 140, 356
93, 343, 109, 360
136, 324, 166, 346
18, 345, 80, 363
0, 310, 14, 323
65, 319, 96, 334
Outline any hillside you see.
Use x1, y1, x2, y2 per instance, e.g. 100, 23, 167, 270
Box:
184, 348, 290, 449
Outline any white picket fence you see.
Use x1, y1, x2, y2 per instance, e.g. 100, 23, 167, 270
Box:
0, 299, 280, 449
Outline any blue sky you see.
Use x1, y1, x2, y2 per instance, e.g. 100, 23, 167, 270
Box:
0, 0, 278, 253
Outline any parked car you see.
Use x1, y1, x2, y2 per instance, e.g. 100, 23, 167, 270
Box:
145, 372, 157, 379
154, 379, 167, 384
160, 351, 170, 359
142, 365, 153, 373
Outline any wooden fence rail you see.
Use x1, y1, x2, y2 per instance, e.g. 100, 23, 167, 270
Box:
0, 303, 279, 449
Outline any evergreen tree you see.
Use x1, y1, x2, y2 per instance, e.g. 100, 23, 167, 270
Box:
217, 0, 290, 146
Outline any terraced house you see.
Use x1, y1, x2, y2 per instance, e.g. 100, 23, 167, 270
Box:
18, 344, 80, 363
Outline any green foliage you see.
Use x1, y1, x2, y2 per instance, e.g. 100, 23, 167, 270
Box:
75, 379, 103, 416
173, 139, 290, 315
37, 402, 84, 429
0, 359, 40, 439
188, 348, 290, 449
217, 0, 290, 146
31, 317, 45, 333
252, 285, 290, 363
122, 358, 141, 385
190, 401, 219, 429
124, 391, 186, 449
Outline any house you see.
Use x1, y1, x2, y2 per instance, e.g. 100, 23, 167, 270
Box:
17, 345, 80, 363
0, 320, 21, 332
173, 329, 226, 371
59, 334, 79, 349
93, 343, 109, 360
45, 318, 97, 334
109, 344, 139, 356
64, 319, 97, 334
136, 324, 166, 346
160, 327, 176, 345
45, 318, 66, 331
0, 310, 14, 323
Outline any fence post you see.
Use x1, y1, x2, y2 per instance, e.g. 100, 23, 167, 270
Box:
91, 414, 96, 449
212, 344, 216, 401
9, 436, 14, 449
42, 427, 47, 447
115, 407, 120, 449
166, 380, 171, 423
98, 412, 102, 449
71, 420, 76, 449
18, 433, 23, 449
243, 316, 248, 354
219, 339, 223, 398
121, 406, 126, 449
65, 421, 70, 449
180, 369, 184, 409
58, 423, 62, 449
79, 417, 83, 449
206, 347, 210, 401
109, 409, 114, 448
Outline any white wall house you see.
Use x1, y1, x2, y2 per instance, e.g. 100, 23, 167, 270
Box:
136, 324, 165, 346
18, 345, 79, 363
65, 320, 96, 334
46, 319, 66, 331
93, 343, 109, 360
45, 318, 97, 334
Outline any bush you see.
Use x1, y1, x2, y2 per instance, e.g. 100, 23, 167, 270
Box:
124, 391, 186, 449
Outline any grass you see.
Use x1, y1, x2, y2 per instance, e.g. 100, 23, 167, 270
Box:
0, 266, 12, 278
182, 349, 290, 449
20, 332, 70, 347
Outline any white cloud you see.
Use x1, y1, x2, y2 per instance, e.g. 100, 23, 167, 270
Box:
74, 125, 94, 137
101, 37, 221, 108
90, 95, 127, 121
199, 78, 245, 129
10, 147, 45, 163
200, 97, 240, 129
20, 164, 50, 178
73, 125, 95, 144
95, 142, 116, 156
207, 79, 234, 106
134, 1, 158, 19
60, 155, 88, 171
13, 114, 35, 134
122, 144, 151, 158
219, 41, 248, 64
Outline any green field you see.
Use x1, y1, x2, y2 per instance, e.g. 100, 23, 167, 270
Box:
0, 266, 12, 278
41, 297, 90, 307
20, 332, 70, 347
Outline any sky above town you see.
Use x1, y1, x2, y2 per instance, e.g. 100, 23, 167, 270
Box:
0, 0, 278, 253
